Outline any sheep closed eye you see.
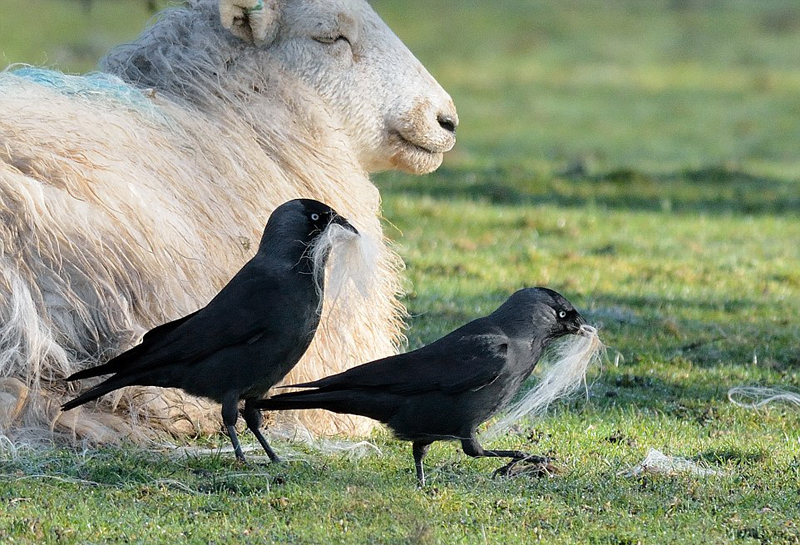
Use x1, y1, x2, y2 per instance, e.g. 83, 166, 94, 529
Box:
314, 35, 351, 46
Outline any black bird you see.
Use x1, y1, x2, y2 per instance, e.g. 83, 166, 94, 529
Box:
62, 199, 357, 463
255, 287, 588, 484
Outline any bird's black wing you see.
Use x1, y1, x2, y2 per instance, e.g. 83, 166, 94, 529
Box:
73, 263, 295, 378
67, 309, 201, 381
125, 273, 291, 370
140, 310, 201, 344
297, 319, 511, 396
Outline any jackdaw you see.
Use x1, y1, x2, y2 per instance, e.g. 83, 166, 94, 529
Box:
62, 198, 357, 463
256, 287, 589, 484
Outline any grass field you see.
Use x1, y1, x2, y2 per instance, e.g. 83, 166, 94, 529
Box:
2, 0, 800, 543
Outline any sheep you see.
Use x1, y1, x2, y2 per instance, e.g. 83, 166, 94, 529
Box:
0, 0, 457, 445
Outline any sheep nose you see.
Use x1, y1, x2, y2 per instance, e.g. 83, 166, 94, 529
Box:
437, 113, 458, 134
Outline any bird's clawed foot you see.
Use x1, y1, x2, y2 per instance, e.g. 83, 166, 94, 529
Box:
235, 457, 275, 468
492, 454, 558, 479
230, 442, 282, 467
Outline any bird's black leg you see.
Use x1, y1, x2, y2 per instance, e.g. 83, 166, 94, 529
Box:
461, 436, 547, 463
461, 436, 550, 477
221, 395, 246, 463
412, 441, 433, 487
242, 400, 281, 463
481, 449, 549, 463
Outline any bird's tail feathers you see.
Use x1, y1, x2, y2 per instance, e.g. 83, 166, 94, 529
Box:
255, 390, 339, 412
275, 379, 324, 390
66, 349, 142, 381
61, 375, 138, 411
66, 362, 117, 382
256, 390, 386, 422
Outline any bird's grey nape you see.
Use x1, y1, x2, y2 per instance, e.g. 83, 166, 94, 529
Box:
308, 223, 379, 316
482, 324, 604, 439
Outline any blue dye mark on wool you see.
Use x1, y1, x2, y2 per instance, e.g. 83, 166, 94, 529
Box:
5, 67, 165, 120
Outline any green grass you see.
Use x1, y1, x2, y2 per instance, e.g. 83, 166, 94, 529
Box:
2, 0, 800, 543
0, 0, 169, 73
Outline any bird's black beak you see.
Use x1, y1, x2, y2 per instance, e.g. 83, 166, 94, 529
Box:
332, 214, 359, 235
569, 313, 589, 336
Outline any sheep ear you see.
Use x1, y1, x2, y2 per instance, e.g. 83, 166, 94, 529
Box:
219, 0, 280, 45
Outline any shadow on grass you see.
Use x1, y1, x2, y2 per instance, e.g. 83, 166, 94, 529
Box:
378, 165, 800, 216
696, 447, 768, 466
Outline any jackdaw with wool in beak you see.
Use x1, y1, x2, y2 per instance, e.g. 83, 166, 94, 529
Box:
62, 198, 358, 463
256, 287, 594, 484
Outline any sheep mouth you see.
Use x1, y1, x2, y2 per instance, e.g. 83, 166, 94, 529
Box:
392, 132, 442, 155
387, 131, 451, 174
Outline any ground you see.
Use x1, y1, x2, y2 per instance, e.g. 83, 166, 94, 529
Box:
1, 0, 799, 543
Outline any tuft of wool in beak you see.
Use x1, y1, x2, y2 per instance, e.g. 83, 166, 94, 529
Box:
483, 324, 604, 439
309, 222, 380, 316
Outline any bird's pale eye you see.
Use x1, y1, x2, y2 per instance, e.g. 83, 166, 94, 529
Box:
558, 310, 567, 319
310, 213, 320, 221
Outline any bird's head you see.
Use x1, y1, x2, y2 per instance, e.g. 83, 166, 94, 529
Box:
300, 199, 360, 238
494, 287, 589, 342
258, 199, 358, 253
